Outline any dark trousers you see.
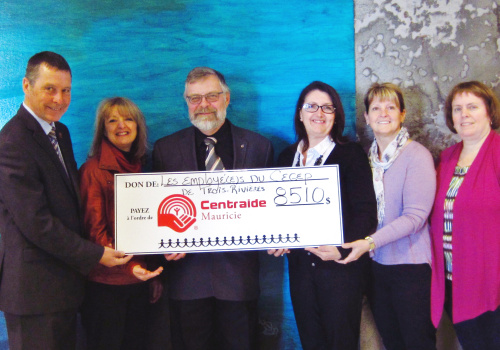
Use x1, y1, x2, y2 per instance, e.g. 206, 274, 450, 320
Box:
444, 279, 500, 350
5, 309, 77, 350
169, 297, 258, 350
453, 306, 500, 350
288, 256, 366, 350
81, 281, 149, 350
445, 278, 500, 350
368, 261, 436, 350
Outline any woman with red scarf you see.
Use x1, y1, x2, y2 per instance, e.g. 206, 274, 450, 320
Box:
80, 97, 163, 350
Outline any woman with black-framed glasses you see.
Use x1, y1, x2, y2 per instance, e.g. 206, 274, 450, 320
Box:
269, 81, 377, 349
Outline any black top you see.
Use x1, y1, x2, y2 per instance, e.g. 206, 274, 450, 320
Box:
278, 141, 377, 259
194, 120, 234, 170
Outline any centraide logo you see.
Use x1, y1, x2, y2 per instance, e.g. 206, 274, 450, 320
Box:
158, 194, 197, 233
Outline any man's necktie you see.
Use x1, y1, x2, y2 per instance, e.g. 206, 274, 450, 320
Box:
48, 126, 68, 174
204, 137, 225, 171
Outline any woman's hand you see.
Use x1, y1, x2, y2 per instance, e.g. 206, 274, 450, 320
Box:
132, 265, 163, 281
267, 248, 290, 257
338, 239, 370, 264
305, 246, 342, 262
164, 253, 186, 261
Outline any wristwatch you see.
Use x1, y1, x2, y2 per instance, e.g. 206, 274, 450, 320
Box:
365, 236, 375, 252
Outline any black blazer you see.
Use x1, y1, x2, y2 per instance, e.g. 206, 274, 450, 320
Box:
278, 141, 377, 260
0, 105, 103, 315
153, 120, 274, 301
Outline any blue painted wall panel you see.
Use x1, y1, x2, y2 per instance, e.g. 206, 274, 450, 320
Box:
0, 1, 354, 348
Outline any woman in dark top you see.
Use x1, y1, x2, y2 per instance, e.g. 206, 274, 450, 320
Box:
269, 81, 377, 349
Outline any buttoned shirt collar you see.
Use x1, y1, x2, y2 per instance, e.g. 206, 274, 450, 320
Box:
294, 136, 336, 167
23, 102, 54, 135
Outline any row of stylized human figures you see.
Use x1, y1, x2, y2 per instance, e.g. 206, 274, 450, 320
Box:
158, 233, 300, 248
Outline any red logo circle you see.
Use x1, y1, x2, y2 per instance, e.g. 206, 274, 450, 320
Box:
158, 194, 197, 233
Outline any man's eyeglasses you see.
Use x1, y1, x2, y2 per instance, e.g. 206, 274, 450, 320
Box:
302, 103, 336, 114
186, 92, 224, 105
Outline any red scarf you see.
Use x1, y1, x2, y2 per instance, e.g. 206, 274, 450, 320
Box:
103, 138, 141, 173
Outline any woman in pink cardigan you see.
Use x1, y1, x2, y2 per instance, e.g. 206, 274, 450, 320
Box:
430, 81, 500, 349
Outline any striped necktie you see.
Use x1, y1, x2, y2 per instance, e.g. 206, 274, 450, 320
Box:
204, 137, 225, 171
48, 126, 68, 174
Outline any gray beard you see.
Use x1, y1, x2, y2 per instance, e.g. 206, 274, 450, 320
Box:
190, 109, 226, 133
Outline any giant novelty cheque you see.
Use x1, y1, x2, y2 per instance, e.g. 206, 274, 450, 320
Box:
114, 166, 344, 254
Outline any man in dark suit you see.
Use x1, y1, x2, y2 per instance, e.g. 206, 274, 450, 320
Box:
153, 67, 273, 350
0, 51, 133, 350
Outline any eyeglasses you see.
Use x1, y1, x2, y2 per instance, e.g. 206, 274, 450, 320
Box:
302, 103, 336, 114
186, 92, 224, 105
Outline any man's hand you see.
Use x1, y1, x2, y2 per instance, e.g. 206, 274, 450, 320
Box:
164, 253, 186, 261
99, 246, 133, 267
267, 248, 290, 257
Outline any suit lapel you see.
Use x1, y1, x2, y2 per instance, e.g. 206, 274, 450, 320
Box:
231, 124, 247, 170
20, 109, 76, 196
55, 124, 81, 202
180, 127, 199, 170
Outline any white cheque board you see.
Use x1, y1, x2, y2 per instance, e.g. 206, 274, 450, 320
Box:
114, 166, 343, 254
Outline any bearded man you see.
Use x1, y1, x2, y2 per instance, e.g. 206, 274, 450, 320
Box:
153, 67, 273, 350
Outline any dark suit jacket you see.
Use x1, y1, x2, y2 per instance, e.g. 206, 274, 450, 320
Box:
278, 141, 377, 262
153, 120, 274, 301
0, 105, 103, 315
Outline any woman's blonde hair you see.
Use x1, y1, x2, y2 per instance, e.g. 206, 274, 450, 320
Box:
89, 97, 148, 161
364, 82, 405, 113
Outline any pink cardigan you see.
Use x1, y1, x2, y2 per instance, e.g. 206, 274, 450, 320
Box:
430, 130, 500, 325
